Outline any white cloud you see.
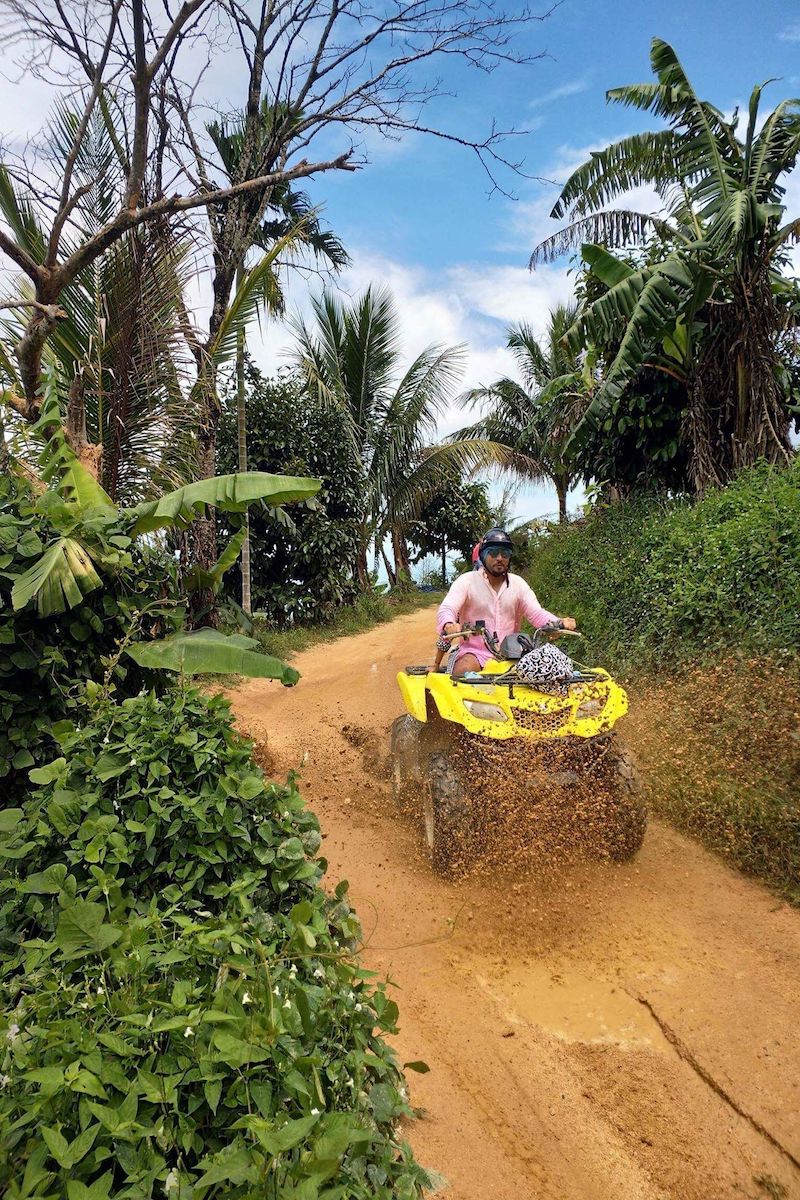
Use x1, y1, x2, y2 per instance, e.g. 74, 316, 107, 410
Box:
528, 78, 589, 110
779, 22, 800, 42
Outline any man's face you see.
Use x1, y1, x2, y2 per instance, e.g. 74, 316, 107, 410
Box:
484, 546, 511, 577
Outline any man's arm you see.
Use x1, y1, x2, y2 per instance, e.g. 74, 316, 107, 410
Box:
517, 578, 563, 629
437, 573, 470, 634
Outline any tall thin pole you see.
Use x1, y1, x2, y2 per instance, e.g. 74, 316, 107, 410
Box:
236, 263, 252, 614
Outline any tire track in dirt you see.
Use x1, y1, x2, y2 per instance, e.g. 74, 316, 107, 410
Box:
228, 609, 800, 1200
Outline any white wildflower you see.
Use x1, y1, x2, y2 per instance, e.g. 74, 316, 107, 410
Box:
310, 1107, 321, 1116
6, 1024, 19, 1045
130, 758, 137, 766
96, 985, 104, 996
283, 999, 291, 1009
241, 991, 252, 1005
0, 1074, 10, 1088
184, 1026, 194, 1038
354, 1003, 362, 1012
164, 1168, 180, 1193
313, 968, 325, 980
273, 986, 281, 997
289, 963, 297, 975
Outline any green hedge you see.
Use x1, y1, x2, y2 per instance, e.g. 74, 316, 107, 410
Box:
0, 689, 430, 1198
527, 459, 800, 671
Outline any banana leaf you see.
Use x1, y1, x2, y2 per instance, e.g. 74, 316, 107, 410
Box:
128, 472, 321, 536
125, 629, 299, 685
12, 536, 102, 615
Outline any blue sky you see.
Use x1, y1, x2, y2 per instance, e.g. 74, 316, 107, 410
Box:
254, 0, 800, 523
0, 0, 797, 523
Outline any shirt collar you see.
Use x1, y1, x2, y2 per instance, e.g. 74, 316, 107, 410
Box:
479, 565, 510, 588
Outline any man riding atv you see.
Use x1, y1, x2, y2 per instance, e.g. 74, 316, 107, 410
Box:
438, 528, 577, 677
392, 526, 646, 874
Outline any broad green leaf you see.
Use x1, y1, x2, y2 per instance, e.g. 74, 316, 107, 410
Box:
12, 537, 102, 616
243, 1113, 320, 1155
183, 527, 246, 594
0, 808, 23, 833
124, 629, 299, 684
128, 472, 321, 536
194, 1143, 257, 1189
25, 1066, 65, 1095
55, 900, 121, 959
20, 864, 68, 894
582, 243, 635, 288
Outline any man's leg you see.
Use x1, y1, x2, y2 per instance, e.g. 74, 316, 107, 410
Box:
452, 653, 481, 678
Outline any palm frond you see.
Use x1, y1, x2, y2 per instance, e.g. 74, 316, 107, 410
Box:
530, 210, 672, 266
551, 129, 679, 219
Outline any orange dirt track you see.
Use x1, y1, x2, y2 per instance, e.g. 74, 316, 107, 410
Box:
229, 608, 800, 1200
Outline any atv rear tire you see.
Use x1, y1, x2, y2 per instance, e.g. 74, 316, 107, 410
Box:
424, 750, 473, 876
597, 745, 647, 861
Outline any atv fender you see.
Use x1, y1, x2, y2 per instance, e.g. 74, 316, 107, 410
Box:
397, 670, 430, 723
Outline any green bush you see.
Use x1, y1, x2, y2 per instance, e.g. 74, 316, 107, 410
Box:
0, 476, 178, 800
0, 689, 430, 1198
527, 459, 800, 670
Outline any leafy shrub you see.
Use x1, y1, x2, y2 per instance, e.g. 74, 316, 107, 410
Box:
527, 459, 800, 669
0, 476, 178, 800
0, 688, 430, 1198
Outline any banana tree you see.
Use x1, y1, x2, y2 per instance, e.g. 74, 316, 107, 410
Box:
530, 38, 800, 490
6, 380, 320, 681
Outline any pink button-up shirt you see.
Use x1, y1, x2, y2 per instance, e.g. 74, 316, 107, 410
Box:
437, 568, 558, 666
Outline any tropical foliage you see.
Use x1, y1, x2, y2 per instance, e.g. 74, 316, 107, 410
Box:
292, 286, 517, 587
408, 474, 492, 585
531, 38, 800, 490
1, 378, 320, 793
0, 687, 431, 1197
217, 365, 363, 624
0, 109, 196, 503
458, 305, 589, 520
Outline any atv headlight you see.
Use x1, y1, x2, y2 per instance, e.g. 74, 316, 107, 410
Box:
463, 699, 509, 723
575, 696, 607, 720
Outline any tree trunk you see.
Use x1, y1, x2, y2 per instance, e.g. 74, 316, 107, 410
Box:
441, 537, 447, 588
235, 264, 251, 615
686, 270, 793, 493
556, 479, 568, 523
380, 543, 397, 587
391, 525, 410, 585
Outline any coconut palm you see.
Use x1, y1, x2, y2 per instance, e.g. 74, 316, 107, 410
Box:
202, 108, 348, 612
0, 107, 197, 503
458, 304, 590, 522
292, 286, 512, 586
530, 38, 800, 490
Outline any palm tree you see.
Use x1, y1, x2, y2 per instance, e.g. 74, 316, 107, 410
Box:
459, 304, 589, 522
204, 109, 348, 613
0, 108, 197, 503
530, 39, 800, 490
292, 286, 511, 587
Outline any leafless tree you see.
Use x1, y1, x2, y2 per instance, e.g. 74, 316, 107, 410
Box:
0, 0, 551, 573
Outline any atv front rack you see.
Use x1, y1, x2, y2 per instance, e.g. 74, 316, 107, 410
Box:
402, 664, 605, 689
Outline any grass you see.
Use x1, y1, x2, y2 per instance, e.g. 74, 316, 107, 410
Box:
252, 587, 443, 661
625, 653, 800, 904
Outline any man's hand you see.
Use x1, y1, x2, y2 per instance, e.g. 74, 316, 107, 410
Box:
443, 622, 462, 635
560, 616, 577, 631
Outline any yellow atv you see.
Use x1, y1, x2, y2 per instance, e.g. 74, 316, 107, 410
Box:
390, 622, 646, 875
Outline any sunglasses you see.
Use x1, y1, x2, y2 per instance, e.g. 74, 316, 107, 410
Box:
485, 546, 512, 560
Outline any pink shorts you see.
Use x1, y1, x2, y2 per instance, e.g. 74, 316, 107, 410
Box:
452, 638, 494, 670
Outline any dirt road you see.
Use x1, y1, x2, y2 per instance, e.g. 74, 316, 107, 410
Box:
230, 609, 800, 1200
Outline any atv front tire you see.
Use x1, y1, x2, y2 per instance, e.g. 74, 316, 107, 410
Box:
390, 713, 423, 804
424, 750, 473, 876
597, 745, 647, 861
